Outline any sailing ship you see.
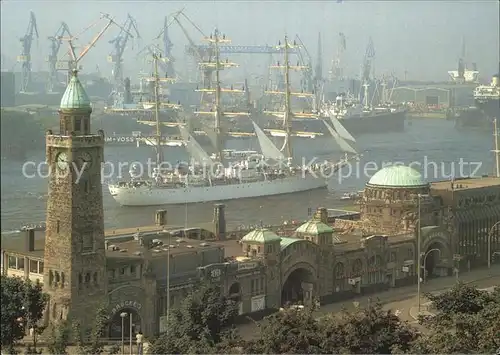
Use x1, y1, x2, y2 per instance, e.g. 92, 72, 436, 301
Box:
108, 34, 359, 206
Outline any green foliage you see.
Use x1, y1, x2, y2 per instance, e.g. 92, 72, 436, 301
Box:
0, 276, 48, 349
45, 321, 71, 355
72, 306, 109, 355
149, 283, 240, 354
148, 283, 500, 354
409, 283, 500, 354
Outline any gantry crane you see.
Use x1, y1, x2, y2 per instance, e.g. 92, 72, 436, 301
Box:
360, 37, 376, 106
17, 11, 39, 93
329, 32, 346, 81
58, 13, 125, 81
159, 16, 175, 77
47, 22, 72, 93
108, 13, 140, 93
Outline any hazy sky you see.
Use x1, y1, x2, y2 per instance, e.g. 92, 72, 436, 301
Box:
1, 0, 499, 82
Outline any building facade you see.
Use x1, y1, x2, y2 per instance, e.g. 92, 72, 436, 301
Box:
1, 74, 499, 339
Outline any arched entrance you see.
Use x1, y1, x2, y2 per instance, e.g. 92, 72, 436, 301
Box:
423, 242, 445, 280
109, 308, 142, 339
281, 267, 315, 306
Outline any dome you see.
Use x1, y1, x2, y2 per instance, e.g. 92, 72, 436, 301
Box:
296, 220, 333, 235
241, 228, 281, 244
367, 165, 427, 188
60, 70, 91, 110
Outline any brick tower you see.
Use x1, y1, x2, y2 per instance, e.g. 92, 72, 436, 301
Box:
43, 70, 107, 329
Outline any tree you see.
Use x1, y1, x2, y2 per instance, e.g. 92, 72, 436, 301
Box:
244, 302, 418, 354
149, 283, 240, 354
243, 306, 324, 354
73, 306, 109, 355
45, 322, 71, 355
409, 284, 500, 354
1, 276, 48, 352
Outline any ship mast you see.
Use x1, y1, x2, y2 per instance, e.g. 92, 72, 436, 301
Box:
265, 36, 312, 160
494, 118, 500, 177
195, 29, 249, 164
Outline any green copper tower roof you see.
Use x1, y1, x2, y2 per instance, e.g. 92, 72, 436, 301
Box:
241, 229, 282, 244
60, 70, 91, 110
368, 165, 428, 188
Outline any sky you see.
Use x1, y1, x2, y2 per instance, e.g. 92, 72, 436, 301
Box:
1, 0, 499, 82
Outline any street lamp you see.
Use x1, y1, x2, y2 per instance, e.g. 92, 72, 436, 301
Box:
488, 221, 500, 269
416, 193, 429, 313
422, 248, 441, 283
120, 312, 127, 355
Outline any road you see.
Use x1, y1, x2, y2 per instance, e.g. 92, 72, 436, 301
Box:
237, 265, 500, 339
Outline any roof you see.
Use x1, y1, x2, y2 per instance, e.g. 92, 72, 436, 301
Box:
296, 220, 333, 235
431, 176, 500, 191
279, 237, 302, 250
60, 70, 91, 110
241, 229, 281, 244
367, 165, 427, 188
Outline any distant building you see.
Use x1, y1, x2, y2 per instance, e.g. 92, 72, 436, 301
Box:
1, 71, 499, 338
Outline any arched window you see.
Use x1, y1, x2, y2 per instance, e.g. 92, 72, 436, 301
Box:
352, 259, 363, 275
93, 272, 98, 285
334, 262, 345, 279
60, 272, 65, 288
54, 271, 60, 286
85, 273, 91, 284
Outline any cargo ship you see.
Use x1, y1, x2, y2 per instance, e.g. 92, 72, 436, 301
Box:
456, 67, 500, 129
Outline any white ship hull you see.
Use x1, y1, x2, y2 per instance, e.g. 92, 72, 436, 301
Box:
108, 174, 327, 206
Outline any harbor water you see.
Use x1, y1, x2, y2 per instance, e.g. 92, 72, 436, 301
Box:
0, 119, 495, 232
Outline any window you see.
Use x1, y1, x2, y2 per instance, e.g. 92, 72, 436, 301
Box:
130, 265, 136, 275
38, 261, 44, 273
78, 273, 83, 288
84, 181, 89, 193
93, 272, 98, 285
57, 220, 60, 233
74, 117, 82, 132
85, 273, 90, 284
82, 233, 94, 253
120, 267, 126, 275
8, 256, 16, 269
17, 257, 25, 270
29, 259, 38, 273
83, 119, 89, 133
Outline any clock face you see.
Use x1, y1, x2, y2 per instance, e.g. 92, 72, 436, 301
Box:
56, 152, 68, 170
79, 152, 93, 168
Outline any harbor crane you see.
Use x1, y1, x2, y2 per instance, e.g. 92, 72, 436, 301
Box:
155, 16, 175, 77
360, 37, 376, 106
18, 11, 39, 93
108, 13, 140, 93
329, 32, 346, 81
58, 13, 125, 81
47, 22, 72, 93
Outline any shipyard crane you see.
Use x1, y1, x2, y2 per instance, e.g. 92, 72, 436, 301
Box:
58, 13, 125, 80
169, 8, 212, 84
359, 37, 376, 106
158, 16, 175, 77
329, 32, 346, 81
47, 22, 72, 93
108, 13, 140, 93
18, 11, 39, 93
361, 37, 375, 83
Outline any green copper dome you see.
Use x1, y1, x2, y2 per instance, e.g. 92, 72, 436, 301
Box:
241, 229, 281, 244
60, 70, 91, 110
368, 165, 427, 188
296, 220, 333, 235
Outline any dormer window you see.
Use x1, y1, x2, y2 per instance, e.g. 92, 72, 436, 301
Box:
74, 117, 81, 132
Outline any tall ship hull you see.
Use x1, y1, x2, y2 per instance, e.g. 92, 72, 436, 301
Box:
109, 174, 327, 206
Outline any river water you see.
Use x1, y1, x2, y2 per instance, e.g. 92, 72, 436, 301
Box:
0, 119, 495, 232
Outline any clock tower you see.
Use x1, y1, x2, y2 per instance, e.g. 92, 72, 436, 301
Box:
43, 69, 107, 328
